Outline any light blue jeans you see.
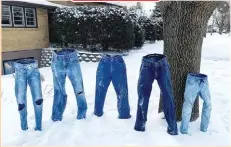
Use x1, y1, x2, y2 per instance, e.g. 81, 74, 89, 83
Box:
180, 73, 212, 134
14, 59, 43, 131
51, 49, 87, 121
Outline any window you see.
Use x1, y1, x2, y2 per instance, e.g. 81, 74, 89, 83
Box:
3, 57, 34, 75
12, 6, 25, 27
2, 5, 12, 26
25, 8, 36, 27
1, 5, 37, 28
3, 60, 15, 75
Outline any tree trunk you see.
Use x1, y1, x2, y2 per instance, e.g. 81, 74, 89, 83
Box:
211, 19, 215, 36
158, 1, 219, 121
203, 24, 207, 38
227, 10, 230, 33
219, 20, 225, 35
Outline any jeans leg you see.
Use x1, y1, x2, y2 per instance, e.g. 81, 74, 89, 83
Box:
199, 81, 212, 132
134, 64, 153, 131
67, 60, 87, 120
28, 68, 43, 131
94, 60, 111, 117
51, 63, 67, 121
180, 79, 199, 134
15, 70, 28, 130
157, 64, 178, 135
112, 59, 131, 119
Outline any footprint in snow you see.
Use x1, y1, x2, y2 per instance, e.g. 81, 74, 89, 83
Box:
29, 115, 35, 120
208, 129, 218, 135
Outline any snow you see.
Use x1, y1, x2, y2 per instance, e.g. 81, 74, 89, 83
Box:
103, 2, 127, 7
1, 33, 230, 146
55, 6, 128, 20
2, 0, 64, 8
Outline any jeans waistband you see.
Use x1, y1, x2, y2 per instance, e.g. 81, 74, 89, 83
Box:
101, 54, 123, 61
14, 59, 38, 70
142, 54, 168, 67
187, 73, 208, 81
52, 48, 79, 61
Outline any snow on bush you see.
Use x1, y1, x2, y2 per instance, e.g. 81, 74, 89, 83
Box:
133, 23, 145, 48
52, 6, 136, 51
138, 17, 163, 42
129, 8, 163, 42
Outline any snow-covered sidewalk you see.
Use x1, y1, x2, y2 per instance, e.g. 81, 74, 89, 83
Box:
1, 34, 230, 146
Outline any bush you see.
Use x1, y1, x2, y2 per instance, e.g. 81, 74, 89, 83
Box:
138, 17, 163, 42
129, 11, 145, 48
52, 6, 135, 51
155, 18, 163, 41
139, 18, 156, 42
134, 23, 145, 47
150, 6, 163, 41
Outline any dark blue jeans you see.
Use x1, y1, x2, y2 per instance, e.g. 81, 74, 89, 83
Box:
94, 55, 131, 119
14, 59, 43, 131
134, 54, 178, 135
51, 49, 87, 121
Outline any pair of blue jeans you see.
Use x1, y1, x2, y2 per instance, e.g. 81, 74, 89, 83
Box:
181, 73, 212, 134
134, 54, 178, 135
14, 59, 43, 131
51, 49, 87, 121
94, 54, 131, 119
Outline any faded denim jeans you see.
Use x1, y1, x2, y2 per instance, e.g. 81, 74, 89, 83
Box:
181, 73, 212, 134
51, 49, 87, 121
94, 54, 131, 119
14, 59, 43, 131
134, 54, 178, 135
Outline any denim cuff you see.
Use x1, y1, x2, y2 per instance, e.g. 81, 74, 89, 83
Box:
134, 121, 146, 132
118, 114, 131, 119
118, 109, 131, 119
167, 129, 178, 135
35, 127, 42, 131
94, 111, 103, 117
77, 108, 87, 119
200, 128, 207, 132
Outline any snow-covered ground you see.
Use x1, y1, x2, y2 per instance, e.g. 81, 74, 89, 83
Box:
1, 34, 230, 146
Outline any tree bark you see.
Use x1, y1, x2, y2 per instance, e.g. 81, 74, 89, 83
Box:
218, 14, 225, 35
158, 1, 219, 121
203, 24, 207, 38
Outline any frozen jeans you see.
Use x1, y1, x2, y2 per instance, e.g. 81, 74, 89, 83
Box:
51, 49, 87, 121
94, 54, 131, 119
134, 54, 178, 135
14, 59, 43, 131
180, 73, 212, 134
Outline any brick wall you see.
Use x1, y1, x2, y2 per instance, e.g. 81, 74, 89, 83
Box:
2, 8, 49, 52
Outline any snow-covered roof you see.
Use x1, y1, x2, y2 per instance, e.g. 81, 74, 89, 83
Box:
2, 0, 64, 8
103, 2, 127, 7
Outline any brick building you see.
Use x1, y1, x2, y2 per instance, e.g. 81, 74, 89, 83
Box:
1, 0, 62, 75
1, 0, 124, 75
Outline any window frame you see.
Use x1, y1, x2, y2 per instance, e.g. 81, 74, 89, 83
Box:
25, 7, 37, 27
12, 6, 25, 27
2, 5, 12, 27
2, 5, 37, 28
